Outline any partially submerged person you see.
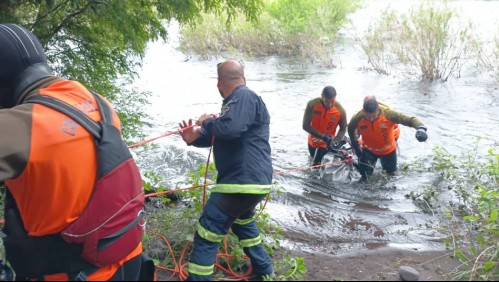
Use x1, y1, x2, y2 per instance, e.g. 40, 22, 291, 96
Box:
302, 86, 347, 166
348, 95, 428, 182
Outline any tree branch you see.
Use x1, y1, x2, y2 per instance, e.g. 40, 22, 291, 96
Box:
52, 1, 94, 35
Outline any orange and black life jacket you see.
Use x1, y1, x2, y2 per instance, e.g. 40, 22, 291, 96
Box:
378, 102, 400, 140
3, 81, 145, 280
356, 102, 400, 154
307, 100, 343, 148
356, 113, 398, 155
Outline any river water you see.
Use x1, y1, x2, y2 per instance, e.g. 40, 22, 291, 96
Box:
132, 0, 499, 255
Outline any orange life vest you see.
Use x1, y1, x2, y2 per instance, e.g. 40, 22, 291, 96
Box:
378, 102, 400, 140
307, 102, 342, 148
357, 114, 398, 156
5, 80, 142, 280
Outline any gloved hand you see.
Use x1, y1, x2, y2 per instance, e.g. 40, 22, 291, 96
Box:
328, 137, 343, 151
326, 139, 337, 152
415, 125, 428, 142
321, 134, 332, 146
332, 138, 340, 148
351, 140, 363, 158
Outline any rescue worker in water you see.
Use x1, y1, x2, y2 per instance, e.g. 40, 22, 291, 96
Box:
302, 86, 348, 166
348, 95, 428, 182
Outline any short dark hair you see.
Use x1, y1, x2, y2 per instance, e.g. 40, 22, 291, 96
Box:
363, 96, 379, 113
322, 86, 337, 99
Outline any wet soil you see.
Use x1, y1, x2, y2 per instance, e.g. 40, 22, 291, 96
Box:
150, 202, 464, 281
156, 246, 463, 281
282, 247, 464, 281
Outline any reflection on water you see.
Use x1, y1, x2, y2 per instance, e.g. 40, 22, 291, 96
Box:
134, 0, 499, 255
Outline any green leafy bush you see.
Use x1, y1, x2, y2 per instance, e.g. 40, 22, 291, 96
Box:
409, 144, 498, 280
179, 0, 360, 66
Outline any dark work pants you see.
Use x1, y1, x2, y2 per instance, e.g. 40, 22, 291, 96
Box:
186, 193, 273, 281
358, 149, 397, 180
308, 145, 328, 166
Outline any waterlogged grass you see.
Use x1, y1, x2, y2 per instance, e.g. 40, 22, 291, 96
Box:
179, 0, 360, 67
478, 27, 499, 84
178, 0, 499, 82
360, 0, 478, 81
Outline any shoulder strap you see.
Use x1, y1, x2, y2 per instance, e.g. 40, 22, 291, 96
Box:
26, 95, 101, 139
89, 90, 114, 126
26, 92, 115, 139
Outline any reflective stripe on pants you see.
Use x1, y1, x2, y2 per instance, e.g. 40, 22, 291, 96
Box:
187, 193, 273, 281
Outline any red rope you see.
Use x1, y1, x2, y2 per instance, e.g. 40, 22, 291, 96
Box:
127, 124, 195, 149
273, 159, 346, 175
144, 184, 214, 198
149, 156, 349, 280
201, 136, 215, 209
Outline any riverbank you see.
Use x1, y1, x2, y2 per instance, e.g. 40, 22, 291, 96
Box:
284, 247, 463, 281
155, 246, 464, 281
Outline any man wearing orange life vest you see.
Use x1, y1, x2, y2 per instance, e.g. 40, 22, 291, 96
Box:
0, 24, 150, 281
348, 95, 428, 182
302, 86, 347, 166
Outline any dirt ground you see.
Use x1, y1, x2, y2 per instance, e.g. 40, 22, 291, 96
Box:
149, 203, 464, 281
285, 247, 463, 281
156, 246, 463, 281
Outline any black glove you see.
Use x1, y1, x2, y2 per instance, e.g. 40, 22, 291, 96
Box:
351, 140, 363, 158
328, 137, 343, 151
415, 125, 428, 142
321, 134, 332, 146
332, 138, 340, 148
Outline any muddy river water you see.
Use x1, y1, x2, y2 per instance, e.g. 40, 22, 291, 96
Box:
133, 0, 499, 255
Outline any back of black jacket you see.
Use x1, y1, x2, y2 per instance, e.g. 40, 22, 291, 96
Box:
191, 85, 273, 190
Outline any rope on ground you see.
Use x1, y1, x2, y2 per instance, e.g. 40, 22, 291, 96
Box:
147, 156, 348, 280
